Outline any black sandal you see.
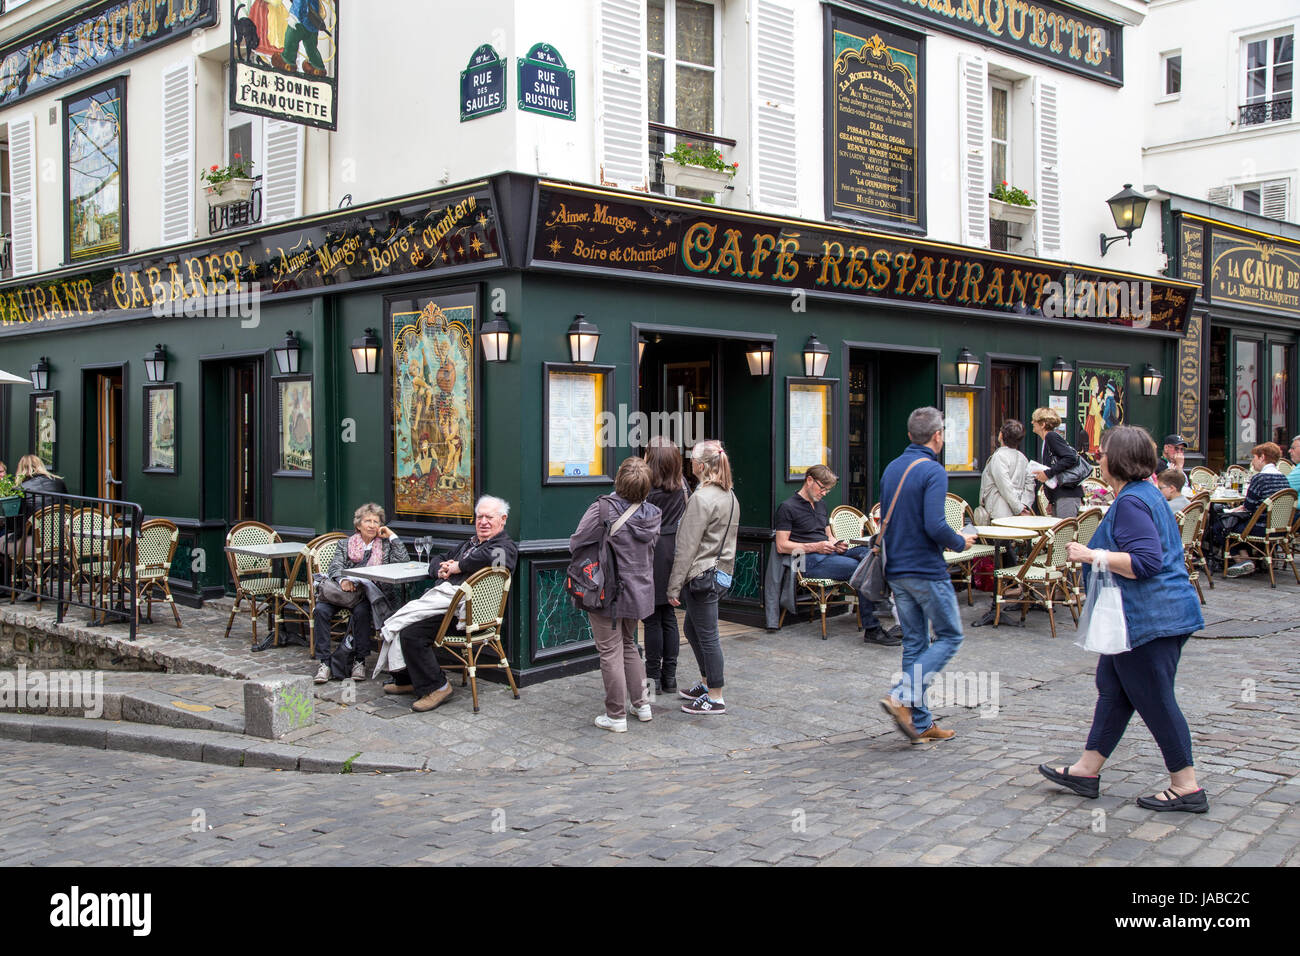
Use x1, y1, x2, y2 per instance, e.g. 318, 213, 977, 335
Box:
1136, 788, 1208, 813
1037, 763, 1100, 799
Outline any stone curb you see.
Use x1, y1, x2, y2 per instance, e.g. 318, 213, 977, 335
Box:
0, 712, 428, 773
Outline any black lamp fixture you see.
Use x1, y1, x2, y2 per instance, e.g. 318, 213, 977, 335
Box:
1099, 183, 1151, 256
1051, 356, 1074, 392
144, 344, 168, 383
802, 335, 830, 377
29, 356, 50, 391
568, 314, 601, 364
956, 347, 980, 386
479, 312, 511, 364
273, 330, 301, 375
1141, 363, 1163, 397
351, 328, 382, 374
745, 342, 773, 376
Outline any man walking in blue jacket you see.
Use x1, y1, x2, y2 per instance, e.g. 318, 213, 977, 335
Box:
878, 407, 976, 744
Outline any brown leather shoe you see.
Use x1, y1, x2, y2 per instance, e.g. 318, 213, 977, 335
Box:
880, 697, 919, 740
911, 724, 956, 744
383, 683, 414, 695
411, 683, 453, 712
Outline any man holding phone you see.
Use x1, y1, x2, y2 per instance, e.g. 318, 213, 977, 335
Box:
775, 465, 901, 645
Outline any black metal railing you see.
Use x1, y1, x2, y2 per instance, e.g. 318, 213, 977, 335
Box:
208, 177, 264, 234
1, 490, 141, 640
1239, 97, 1292, 126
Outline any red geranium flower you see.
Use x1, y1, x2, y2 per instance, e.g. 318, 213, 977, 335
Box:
211, 164, 219, 171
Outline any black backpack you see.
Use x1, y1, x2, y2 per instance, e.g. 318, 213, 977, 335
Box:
565, 498, 640, 612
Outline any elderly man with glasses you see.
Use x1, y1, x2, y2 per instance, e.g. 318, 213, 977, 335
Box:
774, 464, 900, 645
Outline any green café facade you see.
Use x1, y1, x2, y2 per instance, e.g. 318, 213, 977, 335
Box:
0, 172, 1195, 681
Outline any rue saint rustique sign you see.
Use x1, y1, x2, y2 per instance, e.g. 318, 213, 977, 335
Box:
0, 0, 216, 108
531, 183, 1194, 333
0, 183, 500, 334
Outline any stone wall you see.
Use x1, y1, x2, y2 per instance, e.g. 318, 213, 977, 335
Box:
1, 619, 164, 673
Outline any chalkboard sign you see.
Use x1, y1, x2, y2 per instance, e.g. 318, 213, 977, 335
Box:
518, 43, 575, 120
826, 10, 925, 232
461, 44, 506, 121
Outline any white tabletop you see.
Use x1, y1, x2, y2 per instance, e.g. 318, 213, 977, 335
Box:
1209, 493, 1244, 503
225, 542, 306, 559
75, 527, 131, 538
973, 525, 1038, 540
992, 516, 1061, 530
344, 561, 429, 584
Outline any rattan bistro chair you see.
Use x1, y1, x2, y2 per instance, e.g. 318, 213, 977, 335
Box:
1188, 466, 1217, 493
828, 504, 867, 544
1223, 489, 1298, 588
18, 505, 68, 609
942, 493, 995, 605
432, 566, 519, 713
275, 532, 348, 656
134, 519, 182, 627
994, 517, 1079, 638
1176, 500, 1208, 605
223, 521, 283, 645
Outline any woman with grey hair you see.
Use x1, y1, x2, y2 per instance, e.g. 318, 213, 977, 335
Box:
313, 502, 409, 684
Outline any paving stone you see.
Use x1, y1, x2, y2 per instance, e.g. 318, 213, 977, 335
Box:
104, 724, 205, 762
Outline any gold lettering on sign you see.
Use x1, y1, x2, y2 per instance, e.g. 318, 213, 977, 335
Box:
1177, 311, 1203, 451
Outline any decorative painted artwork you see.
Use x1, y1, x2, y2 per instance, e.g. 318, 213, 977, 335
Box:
229, 0, 339, 130
31, 392, 56, 471
1076, 364, 1127, 456
276, 377, 313, 475
64, 80, 126, 261
143, 384, 178, 474
390, 291, 476, 523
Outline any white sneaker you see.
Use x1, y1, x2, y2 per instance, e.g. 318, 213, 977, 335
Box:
350, 661, 367, 681
594, 714, 628, 733
313, 663, 330, 684
632, 703, 653, 722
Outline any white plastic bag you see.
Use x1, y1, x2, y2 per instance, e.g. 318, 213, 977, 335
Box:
1075, 550, 1130, 655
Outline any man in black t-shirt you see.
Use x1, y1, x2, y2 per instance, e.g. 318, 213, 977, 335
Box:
775, 464, 900, 645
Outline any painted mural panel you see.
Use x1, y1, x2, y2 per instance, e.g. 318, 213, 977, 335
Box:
1076, 364, 1126, 456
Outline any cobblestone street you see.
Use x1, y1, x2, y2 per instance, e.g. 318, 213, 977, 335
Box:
1, 574, 1296, 866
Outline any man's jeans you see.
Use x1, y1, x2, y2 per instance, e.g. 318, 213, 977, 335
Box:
802, 545, 878, 624
888, 576, 965, 733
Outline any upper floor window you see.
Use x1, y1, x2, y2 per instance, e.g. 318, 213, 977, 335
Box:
0, 0, 36, 15
989, 80, 1011, 190
648, 0, 721, 193
64, 78, 127, 263
1240, 30, 1293, 126
1162, 52, 1182, 97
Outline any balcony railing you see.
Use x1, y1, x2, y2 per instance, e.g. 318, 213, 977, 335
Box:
648, 122, 737, 194
1239, 97, 1293, 126
208, 176, 263, 234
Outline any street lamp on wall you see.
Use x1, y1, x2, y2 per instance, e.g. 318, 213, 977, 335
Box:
273, 330, 301, 375
479, 314, 511, 364
802, 335, 830, 378
1099, 184, 1151, 256
567, 314, 601, 364
351, 328, 382, 374
1141, 364, 1163, 397
745, 342, 772, 376
29, 356, 49, 390
144, 344, 168, 383
1051, 356, 1074, 392
956, 347, 980, 386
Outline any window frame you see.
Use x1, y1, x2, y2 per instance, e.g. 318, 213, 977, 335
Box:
1240, 28, 1293, 107
61, 75, 129, 265
989, 77, 1012, 193
647, 0, 722, 156
1160, 50, 1182, 100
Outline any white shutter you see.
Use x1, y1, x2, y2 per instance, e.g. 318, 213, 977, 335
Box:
261, 120, 304, 224
1205, 185, 1233, 206
1033, 76, 1061, 253
752, 0, 798, 211
7, 113, 37, 276
1261, 179, 1289, 220
160, 58, 195, 244
957, 55, 989, 247
597, 0, 647, 189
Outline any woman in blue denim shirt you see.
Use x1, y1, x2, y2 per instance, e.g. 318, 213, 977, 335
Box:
1039, 426, 1208, 813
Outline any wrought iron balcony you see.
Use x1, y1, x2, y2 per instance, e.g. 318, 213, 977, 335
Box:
1239, 97, 1292, 127
208, 177, 263, 234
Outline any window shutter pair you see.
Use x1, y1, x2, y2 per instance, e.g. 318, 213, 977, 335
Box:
596, 0, 648, 190
957, 56, 1060, 253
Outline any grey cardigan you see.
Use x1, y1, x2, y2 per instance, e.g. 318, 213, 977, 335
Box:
569, 494, 662, 620
979, 446, 1035, 519
667, 484, 739, 599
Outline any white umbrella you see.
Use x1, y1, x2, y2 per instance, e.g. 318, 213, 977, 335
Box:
0, 369, 29, 385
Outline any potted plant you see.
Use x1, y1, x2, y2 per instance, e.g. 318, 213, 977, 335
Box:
201, 154, 256, 207
989, 180, 1037, 225
661, 143, 738, 194
0, 473, 23, 518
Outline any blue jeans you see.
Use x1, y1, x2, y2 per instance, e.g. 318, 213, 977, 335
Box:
888, 577, 965, 733
802, 545, 878, 624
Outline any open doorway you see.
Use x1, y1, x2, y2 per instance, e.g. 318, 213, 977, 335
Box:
845, 345, 939, 509
82, 366, 124, 500
202, 356, 265, 524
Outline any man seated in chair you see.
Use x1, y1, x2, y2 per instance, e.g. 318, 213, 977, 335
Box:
378, 495, 518, 712
775, 464, 901, 646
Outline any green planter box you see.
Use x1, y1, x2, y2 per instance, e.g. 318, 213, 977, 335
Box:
0, 496, 21, 518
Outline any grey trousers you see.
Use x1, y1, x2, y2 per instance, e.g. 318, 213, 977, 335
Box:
588, 613, 648, 720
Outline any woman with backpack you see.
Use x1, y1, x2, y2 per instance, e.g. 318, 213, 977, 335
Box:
642, 436, 689, 693
569, 457, 662, 733
666, 440, 739, 716
1030, 407, 1085, 518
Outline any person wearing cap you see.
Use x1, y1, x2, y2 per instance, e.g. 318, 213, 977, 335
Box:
1159, 435, 1187, 474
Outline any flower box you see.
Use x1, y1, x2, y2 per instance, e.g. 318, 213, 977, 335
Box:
989, 197, 1036, 226
1, 495, 21, 518
661, 158, 734, 193
205, 178, 256, 207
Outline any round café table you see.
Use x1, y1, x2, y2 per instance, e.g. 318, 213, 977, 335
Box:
969, 525, 1041, 628
992, 515, 1062, 531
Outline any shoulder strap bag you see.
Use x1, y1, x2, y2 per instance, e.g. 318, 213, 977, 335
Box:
687, 491, 736, 595
849, 458, 923, 601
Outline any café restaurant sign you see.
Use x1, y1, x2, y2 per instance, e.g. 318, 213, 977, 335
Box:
0, 183, 499, 334
531, 183, 1194, 333
1208, 226, 1300, 317
858, 0, 1123, 86
0, 0, 216, 108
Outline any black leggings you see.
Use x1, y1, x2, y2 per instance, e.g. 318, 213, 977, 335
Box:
1085, 634, 1194, 773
